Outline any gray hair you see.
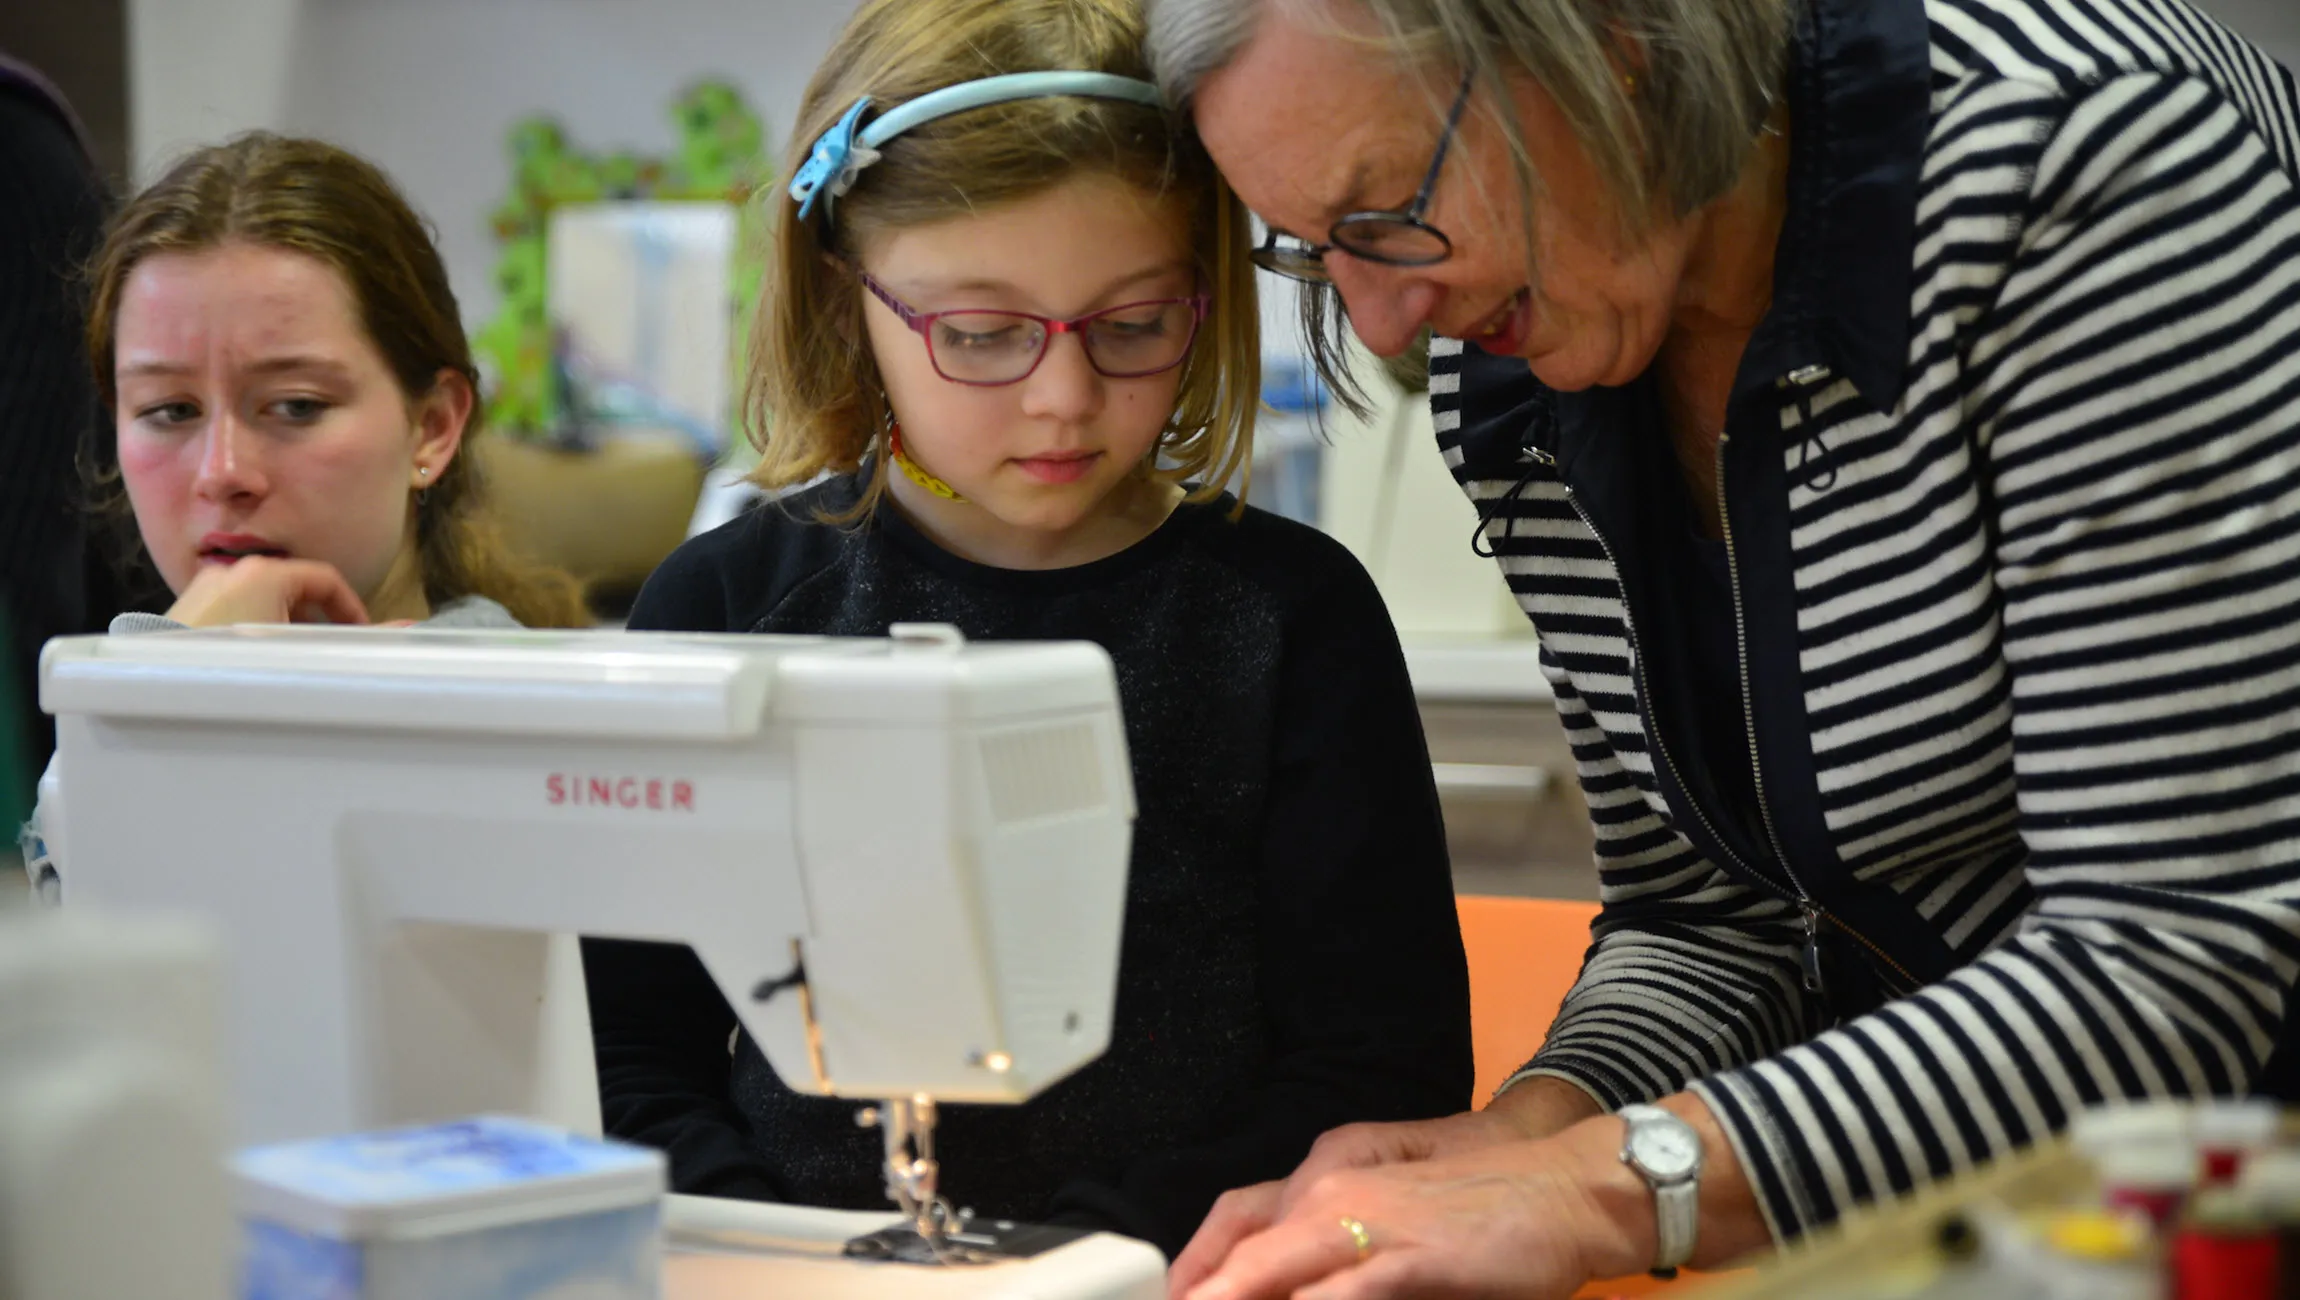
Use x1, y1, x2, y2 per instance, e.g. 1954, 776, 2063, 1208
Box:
1149, 0, 1793, 410
1147, 0, 1264, 111
1147, 0, 1795, 224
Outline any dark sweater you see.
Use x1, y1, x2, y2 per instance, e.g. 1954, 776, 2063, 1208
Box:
584, 476, 1472, 1257
0, 77, 110, 793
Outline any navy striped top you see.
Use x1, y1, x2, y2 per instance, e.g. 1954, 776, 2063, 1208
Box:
1433, 0, 2300, 1239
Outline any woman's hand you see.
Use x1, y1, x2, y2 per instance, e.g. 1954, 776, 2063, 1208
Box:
1169, 1080, 1604, 1298
1175, 1096, 1766, 1300
163, 557, 370, 628
1170, 1111, 1526, 1298
1176, 1127, 1640, 1300
1293, 1078, 1605, 1191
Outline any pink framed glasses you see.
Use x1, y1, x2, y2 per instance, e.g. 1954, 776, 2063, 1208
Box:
859, 271, 1210, 387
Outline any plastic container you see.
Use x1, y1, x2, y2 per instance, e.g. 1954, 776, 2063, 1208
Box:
232, 1115, 665, 1300
2193, 1102, 2280, 1186
2071, 1099, 2192, 1153
2075, 1100, 2203, 1228
2100, 1138, 2205, 1229
2235, 1150, 2300, 1300
2173, 1189, 2280, 1300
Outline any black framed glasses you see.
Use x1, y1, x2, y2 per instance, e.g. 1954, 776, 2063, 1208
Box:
859, 271, 1210, 387
1252, 69, 1475, 284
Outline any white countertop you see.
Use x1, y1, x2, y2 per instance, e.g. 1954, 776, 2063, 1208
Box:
1401, 641, 1552, 704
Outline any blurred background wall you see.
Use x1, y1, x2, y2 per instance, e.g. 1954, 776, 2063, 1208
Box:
124, 0, 849, 326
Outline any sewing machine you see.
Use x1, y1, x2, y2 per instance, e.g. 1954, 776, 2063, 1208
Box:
40, 623, 1163, 1297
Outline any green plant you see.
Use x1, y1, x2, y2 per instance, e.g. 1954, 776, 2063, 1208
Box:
471, 82, 773, 448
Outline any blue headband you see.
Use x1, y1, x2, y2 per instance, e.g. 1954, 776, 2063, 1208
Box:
787, 71, 1165, 221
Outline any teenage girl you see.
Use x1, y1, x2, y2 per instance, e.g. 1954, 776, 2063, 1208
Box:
22, 134, 588, 902
88, 134, 584, 634
583, 0, 1472, 1258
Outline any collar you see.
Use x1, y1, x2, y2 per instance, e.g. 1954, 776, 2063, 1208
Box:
1746, 0, 1932, 413
1450, 0, 1932, 480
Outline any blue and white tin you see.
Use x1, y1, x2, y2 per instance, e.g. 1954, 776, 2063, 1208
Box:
232, 1116, 666, 1300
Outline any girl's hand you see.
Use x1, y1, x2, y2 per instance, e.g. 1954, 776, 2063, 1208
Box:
163, 557, 370, 628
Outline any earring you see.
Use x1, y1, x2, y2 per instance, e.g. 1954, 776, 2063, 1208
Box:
1624, 72, 1638, 94
414, 464, 431, 509
886, 417, 964, 503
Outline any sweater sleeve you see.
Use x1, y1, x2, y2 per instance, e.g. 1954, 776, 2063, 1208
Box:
1047, 527, 1474, 1257
582, 545, 785, 1199
1505, 662, 1827, 1111
0, 91, 107, 783
1695, 72, 2300, 1239
17, 615, 182, 907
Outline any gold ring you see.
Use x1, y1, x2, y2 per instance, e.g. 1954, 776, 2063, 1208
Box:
1339, 1215, 1373, 1261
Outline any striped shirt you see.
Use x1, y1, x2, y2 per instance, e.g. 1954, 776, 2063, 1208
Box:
1431, 0, 2300, 1240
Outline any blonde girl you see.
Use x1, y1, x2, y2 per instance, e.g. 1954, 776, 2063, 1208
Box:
586, 0, 1471, 1258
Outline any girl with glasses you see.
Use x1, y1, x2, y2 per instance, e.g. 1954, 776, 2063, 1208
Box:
582, 0, 1472, 1261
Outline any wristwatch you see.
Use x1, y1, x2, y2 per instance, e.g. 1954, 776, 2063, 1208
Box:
1617, 1104, 1703, 1277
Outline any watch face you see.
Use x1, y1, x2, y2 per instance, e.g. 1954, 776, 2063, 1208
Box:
1629, 1122, 1700, 1179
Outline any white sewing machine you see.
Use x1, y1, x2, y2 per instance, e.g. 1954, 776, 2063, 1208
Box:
40, 623, 1164, 1297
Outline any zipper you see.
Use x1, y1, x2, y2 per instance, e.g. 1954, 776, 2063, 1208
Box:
1715, 428, 1808, 906
1712, 425, 1829, 995
1800, 906, 1827, 995
1563, 479, 1917, 998
1558, 485, 1789, 907
1538, 376, 1921, 1008
1722, 367, 1922, 999
1823, 910, 1921, 994
1799, 901, 1919, 997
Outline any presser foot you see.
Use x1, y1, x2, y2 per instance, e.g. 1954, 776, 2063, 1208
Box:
855, 1093, 975, 1264
849, 1094, 1097, 1267
841, 1212, 1098, 1267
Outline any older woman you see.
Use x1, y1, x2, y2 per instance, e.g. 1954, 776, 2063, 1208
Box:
1151, 0, 2300, 1296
